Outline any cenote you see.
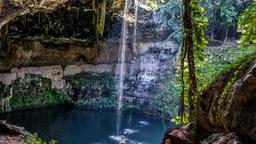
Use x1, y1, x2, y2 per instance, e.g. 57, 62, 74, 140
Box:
0, 107, 173, 144
1, 0, 256, 143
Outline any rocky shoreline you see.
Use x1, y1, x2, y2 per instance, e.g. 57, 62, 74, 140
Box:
162, 124, 254, 144
0, 120, 27, 144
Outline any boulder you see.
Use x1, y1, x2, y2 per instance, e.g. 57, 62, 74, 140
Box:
162, 124, 192, 144
0, 120, 26, 135
0, 120, 26, 144
205, 132, 242, 144
199, 59, 256, 140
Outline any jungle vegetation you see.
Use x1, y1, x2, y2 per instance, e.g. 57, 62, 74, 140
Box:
146, 0, 255, 120
170, 0, 255, 142
0, 0, 255, 142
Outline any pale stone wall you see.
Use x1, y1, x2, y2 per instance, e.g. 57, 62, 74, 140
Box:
0, 64, 114, 89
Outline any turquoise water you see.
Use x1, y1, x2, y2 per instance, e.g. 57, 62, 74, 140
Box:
0, 107, 174, 144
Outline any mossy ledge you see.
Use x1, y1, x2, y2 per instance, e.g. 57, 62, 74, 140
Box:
0, 65, 144, 114
0, 71, 120, 113
199, 53, 256, 140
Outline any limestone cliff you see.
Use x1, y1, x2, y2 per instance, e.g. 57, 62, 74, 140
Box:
0, 0, 178, 114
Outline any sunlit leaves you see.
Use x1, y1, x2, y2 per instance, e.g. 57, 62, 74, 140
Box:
238, 1, 256, 45
145, 0, 158, 11
198, 46, 256, 91
190, 0, 208, 79
171, 113, 189, 125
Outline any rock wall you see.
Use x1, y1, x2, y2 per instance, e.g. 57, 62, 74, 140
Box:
0, 39, 177, 112
121, 41, 177, 106
0, 0, 178, 114
0, 64, 113, 89
0, 64, 116, 112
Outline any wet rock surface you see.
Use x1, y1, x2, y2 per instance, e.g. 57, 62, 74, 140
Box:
0, 120, 26, 144
0, 0, 178, 113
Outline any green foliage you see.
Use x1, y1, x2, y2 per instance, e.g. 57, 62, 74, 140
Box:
238, 1, 256, 45
65, 72, 115, 98
76, 97, 139, 110
25, 133, 57, 144
218, 70, 239, 106
219, 0, 238, 26
176, 0, 208, 125
206, 0, 240, 25
198, 46, 256, 91
150, 79, 179, 117
157, 0, 182, 42
93, 0, 107, 40
43, 91, 58, 104
0, 72, 116, 112
145, 0, 158, 11
148, 59, 180, 117
191, 0, 208, 55
191, 0, 208, 90
1, 74, 71, 112
201, 0, 243, 40
76, 97, 117, 109
171, 113, 189, 125
9, 75, 51, 109
42, 90, 71, 104
158, 0, 247, 42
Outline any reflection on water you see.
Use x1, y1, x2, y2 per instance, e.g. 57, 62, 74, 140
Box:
0, 107, 174, 144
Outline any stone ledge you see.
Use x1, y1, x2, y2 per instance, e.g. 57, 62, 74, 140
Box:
0, 64, 113, 89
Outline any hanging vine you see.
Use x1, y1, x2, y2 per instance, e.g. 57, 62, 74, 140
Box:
93, 0, 107, 41
173, 1, 208, 142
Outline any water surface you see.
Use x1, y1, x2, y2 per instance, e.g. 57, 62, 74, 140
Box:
0, 107, 174, 144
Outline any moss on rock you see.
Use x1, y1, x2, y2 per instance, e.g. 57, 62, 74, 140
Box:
0, 71, 120, 113
64, 72, 115, 100
0, 74, 71, 113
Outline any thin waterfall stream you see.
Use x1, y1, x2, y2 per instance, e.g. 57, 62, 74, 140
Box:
116, 0, 129, 135
133, 0, 138, 55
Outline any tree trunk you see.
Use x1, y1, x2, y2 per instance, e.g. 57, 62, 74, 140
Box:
211, 0, 216, 40
179, 40, 186, 124
182, 0, 198, 142
224, 27, 229, 43
182, 0, 197, 121
211, 16, 215, 40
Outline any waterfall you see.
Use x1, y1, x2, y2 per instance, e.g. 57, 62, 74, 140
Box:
133, 0, 138, 55
116, 0, 129, 134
